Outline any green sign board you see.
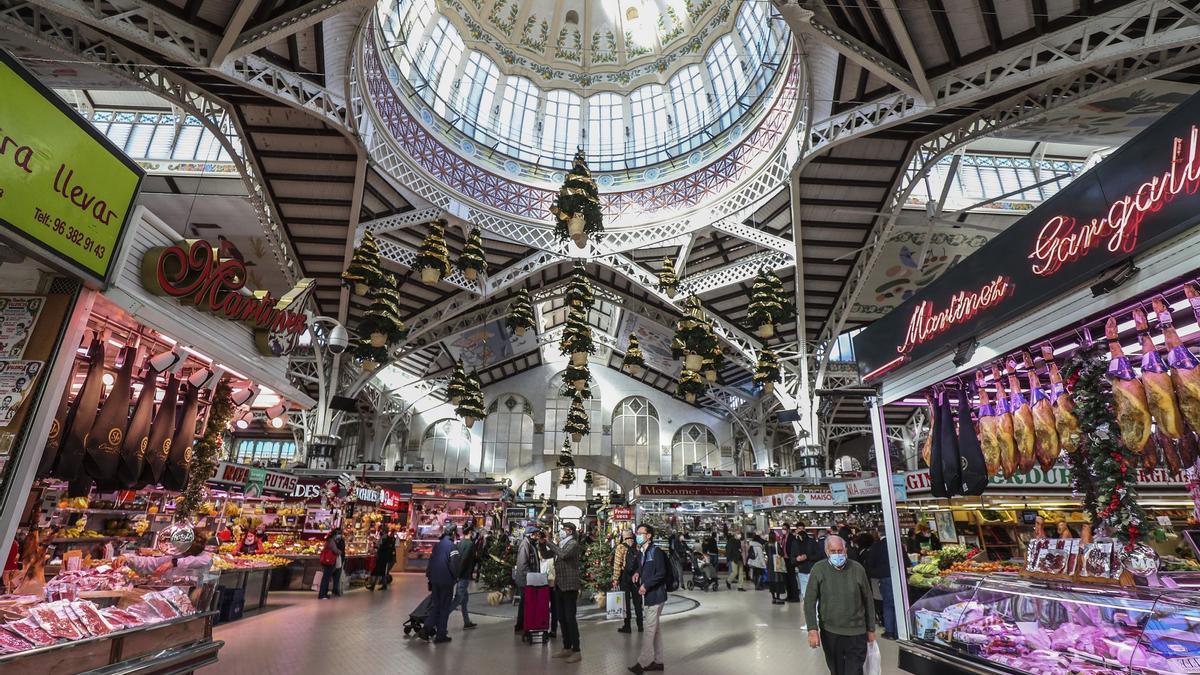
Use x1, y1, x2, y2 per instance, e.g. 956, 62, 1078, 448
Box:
0, 49, 143, 284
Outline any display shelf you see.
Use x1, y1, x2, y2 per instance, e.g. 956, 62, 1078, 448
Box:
59, 508, 147, 515
51, 535, 139, 544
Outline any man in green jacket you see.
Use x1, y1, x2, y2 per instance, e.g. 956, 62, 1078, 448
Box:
803, 535, 875, 675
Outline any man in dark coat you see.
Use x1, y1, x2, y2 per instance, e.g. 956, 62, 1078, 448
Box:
782, 523, 802, 602
450, 521, 478, 629
422, 522, 460, 644
613, 529, 643, 633
796, 526, 824, 598
629, 523, 668, 674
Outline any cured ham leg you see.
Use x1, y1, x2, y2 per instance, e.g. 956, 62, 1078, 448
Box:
1023, 353, 1060, 471
1003, 363, 1037, 473
1154, 296, 1200, 466
991, 368, 1019, 477
1134, 307, 1186, 473
1041, 345, 1081, 459
921, 396, 935, 468
927, 393, 947, 498
975, 371, 1001, 477
1106, 317, 1152, 455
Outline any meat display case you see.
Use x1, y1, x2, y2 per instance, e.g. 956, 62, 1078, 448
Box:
900, 571, 1200, 674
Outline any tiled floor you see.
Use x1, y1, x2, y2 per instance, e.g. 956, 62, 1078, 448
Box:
205, 574, 907, 674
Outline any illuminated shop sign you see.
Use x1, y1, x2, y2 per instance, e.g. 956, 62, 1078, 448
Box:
855, 90, 1200, 377
140, 238, 313, 356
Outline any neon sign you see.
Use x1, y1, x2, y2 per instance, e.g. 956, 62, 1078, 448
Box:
1030, 126, 1200, 276
897, 274, 1012, 355
140, 239, 313, 356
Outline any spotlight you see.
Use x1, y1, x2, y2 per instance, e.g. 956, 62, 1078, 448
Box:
952, 337, 978, 367
230, 384, 259, 407
235, 415, 250, 430
187, 368, 212, 388
265, 403, 287, 419
270, 415, 286, 429
148, 348, 183, 372
1091, 258, 1138, 297
102, 372, 115, 387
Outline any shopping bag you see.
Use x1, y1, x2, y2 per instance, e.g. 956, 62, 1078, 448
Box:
864, 640, 881, 675
540, 558, 556, 585
526, 572, 549, 587
605, 591, 626, 620
337, 570, 348, 595
311, 570, 323, 592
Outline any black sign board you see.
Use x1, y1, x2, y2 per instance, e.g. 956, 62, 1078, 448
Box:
1019, 509, 1039, 526
853, 90, 1200, 377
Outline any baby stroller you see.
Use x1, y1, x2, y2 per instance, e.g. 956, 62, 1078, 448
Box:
402, 593, 433, 636
685, 552, 720, 592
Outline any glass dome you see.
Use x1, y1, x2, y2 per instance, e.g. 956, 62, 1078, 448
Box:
377, 0, 788, 172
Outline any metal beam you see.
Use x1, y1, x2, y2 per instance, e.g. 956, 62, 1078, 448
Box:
225, 0, 368, 62
25, 0, 216, 65
209, 0, 260, 66
679, 250, 793, 296
359, 207, 447, 236
877, 0, 934, 103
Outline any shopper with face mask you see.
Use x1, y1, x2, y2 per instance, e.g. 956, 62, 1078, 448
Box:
544, 522, 583, 663
804, 535, 875, 675
628, 523, 667, 674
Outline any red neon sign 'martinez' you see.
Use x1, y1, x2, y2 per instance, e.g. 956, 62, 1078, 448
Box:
1030, 125, 1200, 276
897, 274, 1012, 355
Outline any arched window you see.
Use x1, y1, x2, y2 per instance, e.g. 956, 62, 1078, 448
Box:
546, 372, 602, 456
612, 397, 661, 476
421, 418, 472, 475
671, 423, 727, 474
497, 76, 541, 160
542, 89, 582, 157
834, 455, 862, 474
735, 0, 776, 65
704, 35, 747, 129
481, 394, 534, 473
564, 9, 579, 24
411, 17, 464, 110
629, 84, 668, 162
668, 65, 706, 147
587, 92, 624, 163
454, 51, 499, 136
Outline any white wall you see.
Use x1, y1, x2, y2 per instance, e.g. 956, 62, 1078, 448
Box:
397, 358, 735, 482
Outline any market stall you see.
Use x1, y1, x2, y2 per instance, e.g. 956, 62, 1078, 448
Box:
851, 89, 1200, 674
406, 484, 504, 570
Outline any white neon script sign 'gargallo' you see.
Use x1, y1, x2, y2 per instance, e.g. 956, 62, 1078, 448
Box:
897, 274, 1012, 355
1030, 125, 1200, 276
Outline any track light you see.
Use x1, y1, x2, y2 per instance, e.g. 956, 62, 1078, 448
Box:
270, 415, 286, 429
265, 403, 287, 419
148, 347, 183, 373
235, 412, 250, 430
102, 372, 115, 387
187, 368, 213, 388
230, 384, 259, 407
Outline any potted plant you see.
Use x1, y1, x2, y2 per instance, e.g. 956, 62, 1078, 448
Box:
356, 274, 407, 347
566, 266, 595, 308
560, 305, 594, 366
673, 297, 716, 371
446, 360, 468, 406
354, 343, 389, 372
455, 371, 485, 426
415, 219, 452, 284
458, 226, 487, 281
747, 270, 795, 339
564, 362, 590, 392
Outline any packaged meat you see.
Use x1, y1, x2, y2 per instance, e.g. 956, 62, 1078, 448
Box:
69, 601, 113, 636
0, 628, 30, 653
6, 617, 56, 647
1081, 543, 1116, 579
29, 602, 83, 640
159, 586, 195, 614
141, 593, 180, 619
100, 607, 142, 629
125, 602, 164, 624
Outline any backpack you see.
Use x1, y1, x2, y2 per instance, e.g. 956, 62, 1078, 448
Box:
659, 547, 680, 592
747, 545, 757, 562
319, 543, 337, 567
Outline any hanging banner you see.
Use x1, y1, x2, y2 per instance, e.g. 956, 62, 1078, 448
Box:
0, 49, 143, 284
610, 506, 634, 521
904, 466, 1189, 494
636, 484, 765, 498
209, 461, 297, 495
854, 89, 1200, 377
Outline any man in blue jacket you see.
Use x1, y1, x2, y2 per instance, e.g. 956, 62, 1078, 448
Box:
628, 523, 666, 674
422, 521, 460, 644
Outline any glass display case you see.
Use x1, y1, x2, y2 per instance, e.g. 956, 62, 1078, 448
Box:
902, 572, 1200, 674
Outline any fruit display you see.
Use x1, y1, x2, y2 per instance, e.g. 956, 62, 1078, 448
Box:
275, 505, 304, 518
908, 545, 984, 587
262, 535, 324, 556
212, 553, 289, 571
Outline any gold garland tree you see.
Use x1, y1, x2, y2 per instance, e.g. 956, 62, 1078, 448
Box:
657, 257, 679, 298
560, 305, 595, 366
341, 232, 383, 296
175, 379, 236, 521
622, 334, 646, 376
557, 437, 576, 469
560, 467, 577, 486
747, 270, 795, 338
506, 288, 536, 336
458, 227, 488, 281
673, 296, 717, 371
566, 265, 595, 309
551, 149, 604, 248
446, 360, 469, 406
354, 341, 388, 371
753, 347, 781, 395
357, 273, 407, 348
565, 392, 590, 442
455, 371, 485, 426
563, 361, 590, 393
676, 369, 706, 404
415, 219, 452, 284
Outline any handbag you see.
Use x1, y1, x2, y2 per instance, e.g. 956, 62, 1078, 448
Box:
319, 545, 336, 566
605, 591, 626, 620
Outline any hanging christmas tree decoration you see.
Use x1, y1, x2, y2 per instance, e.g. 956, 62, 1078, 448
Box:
354, 342, 389, 371
564, 392, 591, 442
747, 270, 795, 338
446, 360, 469, 406
676, 369, 706, 404
673, 296, 717, 371
703, 343, 725, 382
657, 257, 679, 298
584, 471, 594, 485
566, 265, 595, 309
455, 371, 486, 426
560, 305, 595, 366
551, 149, 604, 248
357, 273, 408, 347
560, 467, 577, 486
341, 232, 384, 296
753, 347, 781, 395
623, 334, 646, 376
1065, 345, 1146, 550
506, 288, 536, 337
415, 219, 452, 284
563, 362, 590, 392
557, 438, 576, 468
458, 226, 488, 281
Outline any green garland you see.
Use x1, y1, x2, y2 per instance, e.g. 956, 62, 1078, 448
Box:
551, 149, 604, 243
176, 378, 236, 522
415, 219, 452, 279
457, 227, 488, 279
559, 305, 595, 355
341, 232, 384, 293
506, 288, 536, 335
1068, 345, 1145, 548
